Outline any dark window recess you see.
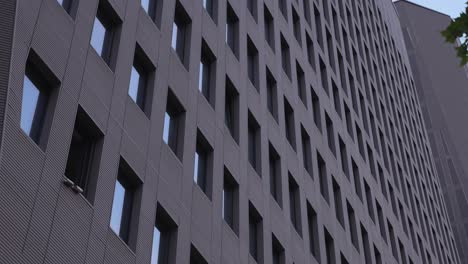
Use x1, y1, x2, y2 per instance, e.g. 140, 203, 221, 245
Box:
58, 0, 78, 18
332, 81, 341, 117
199, 39, 216, 107
374, 245, 382, 264
90, 0, 122, 70
194, 129, 213, 199
109, 158, 142, 250
325, 113, 336, 156
332, 177, 345, 227
163, 89, 186, 161
344, 103, 354, 139
319, 56, 329, 94
20, 50, 59, 150
247, 0, 257, 21
364, 180, 375, 222
142, 0, 163, 27
326, 29, 335, 72
64, 106, 103, 203
347, 201, 360, 251
303, 0, 311, 26
190, 245, 208, 264
272, 234, 285, 264
339, 137, 349, 178
324, 228, 336, 264
341, 253, 349, 264
266, 67, 278, 121
247, 36, 259, 90
311, 88, 322, 131
314, 5, 323, 48
248, 111, 262, 175
289, 174, 302, 235
279, 0, 288, 20
317, 152, 329, 203
172, 1, 192, 69
376, 201, 388, 243
307, 202, 320, 260
306, 34, 316, 70
225, 76, 239, 143
264, 5, 275, 51
223, 167, 239, 234
361, 224, 372, 264
269, 143, 282, 206
292, 8, 301, 44
352, 159, 363, 201
202, 0, 217, 22
249, 203, 263, 262
281, 34, 291, 79
128, 43, 155, 117
151, 204, 178, 264
284, 98, 296, 151
226, 3, 239, 58
296, 62, 307, 107
301, 125, 313, 176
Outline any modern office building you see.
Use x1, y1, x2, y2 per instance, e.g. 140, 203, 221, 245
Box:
0, 0, 460, 263
395, 1, 468, 263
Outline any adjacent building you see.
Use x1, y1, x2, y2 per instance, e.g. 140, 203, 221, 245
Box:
0, 0, 460, 263
395, 1, 468, 263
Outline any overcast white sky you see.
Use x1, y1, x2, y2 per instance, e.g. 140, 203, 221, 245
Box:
397, 0, 466, 18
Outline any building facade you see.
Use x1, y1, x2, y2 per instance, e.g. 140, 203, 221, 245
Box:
395, 1, 468, 263
0, 0, 460, 264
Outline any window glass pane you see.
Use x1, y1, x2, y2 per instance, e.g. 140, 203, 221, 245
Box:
141, 0, 150, 13
199, 62, 204, 92
151, 226, 161, 264
163, 113, 171, 144
171, 23, 178, 50
128, 66, 140, 103
194, 152, 199, 183
91, 17, 106, 55
110, 180, 126, 234
20, 76, 40, 136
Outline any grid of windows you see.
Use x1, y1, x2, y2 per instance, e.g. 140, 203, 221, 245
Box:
7, 0, 459, 263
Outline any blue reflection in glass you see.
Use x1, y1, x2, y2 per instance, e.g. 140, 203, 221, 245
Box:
163, 113, 170, 144
91, 17, 106, 56
150, 226, 161, 264
128, 66, 140, 103
141, 0, 150, 13
194, 152, 199, 183
21, 76, 40, 136
171, 23, 178, 50
199, 62, 204, 92
110, 180, 126, 234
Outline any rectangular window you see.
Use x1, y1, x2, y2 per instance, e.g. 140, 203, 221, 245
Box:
223, 167, 239, 234
110, 158, 142, 249
91, 0, 121, 69
247, 0, 257, 21
64, 106, 103, 203
269, 143, 282, 206
301, 125, 313, 176
226, 3, 239, 58
364, 180, 375, 222
339, 136, 349, 178
296, 62, 307, 107
325, 112, 335, 156
264, 5, 275, 51
248, 111, 262, 175
351, 159, 363, 201
317, 152, 329, 203
21, 50, 59, 150
311, 88, 322, 131
163, 89, 186, 160
202, 0, 216, 22
272, 234, 285, 264
266, 67, 278, 121
152, 204, 178, 264
142, 0, 163, 27
306, 34, 316, 70
292, 8, 301, 44
194, 129, 213, 199
280, 34, 291, 79
128, 43, 155, 117
284, 98, 296, 150
190, 245, 208, 264
225, 77, 239, 143
324, 228, 336, 264
199, 40, 216, 106
289, 174, 302, 235
347, 201, 359, 251
307, 202, 320, 260
332, 177, 344, 227
247, 36, 259, 90
249, 203, 263, 262
172, 1, 192, 69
